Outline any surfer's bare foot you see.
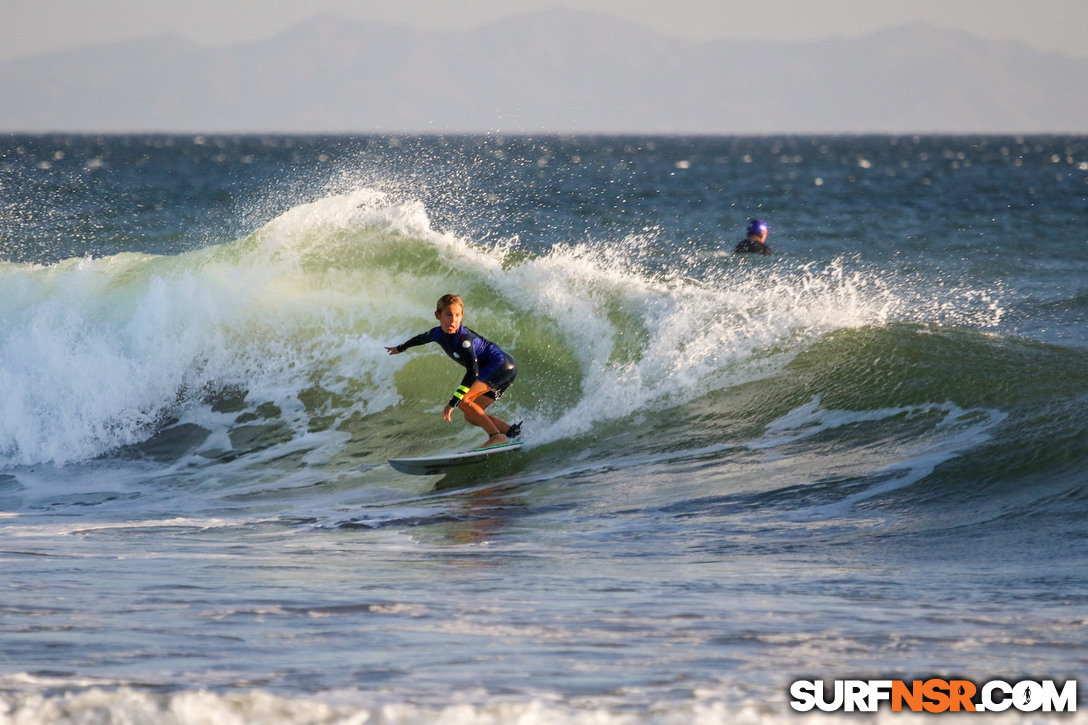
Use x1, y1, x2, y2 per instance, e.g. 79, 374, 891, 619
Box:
485, 433, 509, 447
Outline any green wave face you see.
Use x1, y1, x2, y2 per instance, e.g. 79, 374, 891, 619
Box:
2, 187, 1080, 501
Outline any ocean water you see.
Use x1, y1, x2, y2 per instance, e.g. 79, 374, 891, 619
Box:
1, 134, 1087, 723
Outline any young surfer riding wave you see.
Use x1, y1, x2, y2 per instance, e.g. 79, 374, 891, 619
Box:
386, 294, 521, 448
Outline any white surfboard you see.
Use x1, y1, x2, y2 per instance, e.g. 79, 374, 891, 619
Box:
388, 441, 524, 476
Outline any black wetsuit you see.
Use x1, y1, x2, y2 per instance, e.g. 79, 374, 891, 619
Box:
734, 235, 772, 255
395, 324, 517, 408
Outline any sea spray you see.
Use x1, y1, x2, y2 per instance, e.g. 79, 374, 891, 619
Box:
0, 186, 1012, 466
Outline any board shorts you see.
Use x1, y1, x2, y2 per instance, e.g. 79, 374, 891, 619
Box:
480, 353, 517, 400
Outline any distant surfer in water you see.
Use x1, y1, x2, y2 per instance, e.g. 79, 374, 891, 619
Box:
734, 218, 772, 255
386, 294, 520, 448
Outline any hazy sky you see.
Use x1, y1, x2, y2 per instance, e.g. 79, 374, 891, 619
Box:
2, 0, 1086, 61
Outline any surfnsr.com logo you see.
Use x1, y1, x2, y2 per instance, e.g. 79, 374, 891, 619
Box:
789, 679, 1077, 713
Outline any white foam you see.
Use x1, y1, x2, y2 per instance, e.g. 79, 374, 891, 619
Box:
0, 680, 806, 725
0, 191, 428, 467
0, 187, 1006, 469
496, 244, 907, 444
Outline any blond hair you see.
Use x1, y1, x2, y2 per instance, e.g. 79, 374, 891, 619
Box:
436, 294, 463, 314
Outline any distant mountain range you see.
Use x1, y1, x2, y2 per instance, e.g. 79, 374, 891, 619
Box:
2, 10, 1086, 134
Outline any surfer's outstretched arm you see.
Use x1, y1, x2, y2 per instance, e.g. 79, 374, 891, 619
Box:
386, 332, 432, 355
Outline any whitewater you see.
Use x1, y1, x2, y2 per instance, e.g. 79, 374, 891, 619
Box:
1, 134, 1086, 723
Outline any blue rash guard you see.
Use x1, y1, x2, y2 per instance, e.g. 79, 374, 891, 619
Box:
395, 324, 517, 408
